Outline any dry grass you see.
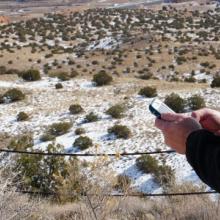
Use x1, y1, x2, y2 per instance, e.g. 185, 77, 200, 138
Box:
0, 47, 68, 71
0, 132, 11, 149
45, 184, 220, 220
0, 167, 46, 220
0, 160, 219, 220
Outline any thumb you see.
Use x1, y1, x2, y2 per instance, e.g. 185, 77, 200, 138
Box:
155, 118, 170, 131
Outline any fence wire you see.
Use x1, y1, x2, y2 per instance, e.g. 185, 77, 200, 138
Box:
0, 148, 218, 197
0, 148, 175, 157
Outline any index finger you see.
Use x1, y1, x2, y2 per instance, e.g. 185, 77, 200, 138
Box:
191, 108, 210, 121
160, 113, 187, 122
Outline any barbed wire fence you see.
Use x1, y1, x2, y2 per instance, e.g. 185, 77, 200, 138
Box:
0, 148, 218, 197
0, 148, 175, 157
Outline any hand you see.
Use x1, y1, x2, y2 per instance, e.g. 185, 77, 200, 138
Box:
192, 108, 220, 135
155, 113, 202, 154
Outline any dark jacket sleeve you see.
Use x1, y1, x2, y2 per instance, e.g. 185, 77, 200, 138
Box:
186, 129, 220, 192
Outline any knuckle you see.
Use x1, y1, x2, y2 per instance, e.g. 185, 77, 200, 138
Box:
191, 111, 197, 116
202, 107, 209, 113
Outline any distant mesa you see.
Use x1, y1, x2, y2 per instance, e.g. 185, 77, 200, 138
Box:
0, 16, 10, 25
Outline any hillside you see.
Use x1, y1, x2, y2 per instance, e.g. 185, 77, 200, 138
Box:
0, 1, 220, 219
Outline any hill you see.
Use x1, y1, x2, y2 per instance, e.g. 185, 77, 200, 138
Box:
0, 2, 219, 219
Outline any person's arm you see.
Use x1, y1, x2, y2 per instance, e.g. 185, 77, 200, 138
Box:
186, 129, 220, 192
155, 111, 220, 192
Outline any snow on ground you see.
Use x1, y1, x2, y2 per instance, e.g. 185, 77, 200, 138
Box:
109, 0, 163, 9
0, 77, 218, 193
87, 37, 121, 50
183, 70, 213, 84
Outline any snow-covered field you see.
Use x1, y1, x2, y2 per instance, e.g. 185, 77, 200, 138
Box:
0, 76, 218, 193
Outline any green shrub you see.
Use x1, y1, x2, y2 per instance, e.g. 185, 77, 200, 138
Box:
69, 104, 84, 114
55, 83, 63, 89
0, 66, 6, 74
40, 133, 56, 142
85, 112, 99, 123
73, 136, 93, 150
45, 53, 53, 58
114, 174, 131, 192
176, 56, 187, 65
15, 143, 82, 202
139, 72, 153, 80
106, 104, 125, 119
17, 112, 29, 121
0, 88, 25, 103
70, 70, 79, 78
138, 86, 157, 98
20, 69, 41, 81
187, 94, 206, 110
164, 93, 185, 113
8, 134, 33, 150
68, 60, 75, 65
211, 75, 220, 88
6, 68, 20, 75
48, 122, 72, 136
198, 79, 207, 83
57, 72, 70, 81
136, 155, 159, 174
108, 125, 131, 139
168, 75, 180, 82
92, 60, 99, 65
169, 64, 175, 70
75, 127, 86, 135
136, 155, 174, 186
154, 164, 174, 185
184, 76, 196, 83
200, 61, 210, 68
93, 71, 113, 86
